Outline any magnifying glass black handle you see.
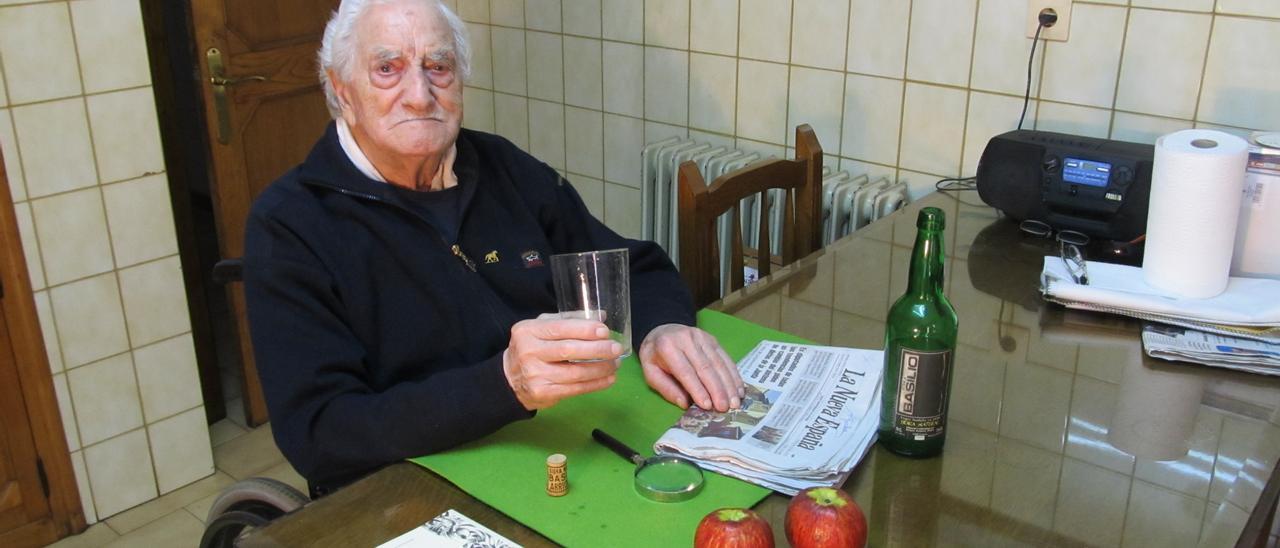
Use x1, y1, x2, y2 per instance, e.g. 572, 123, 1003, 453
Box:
591, 429, 646, 466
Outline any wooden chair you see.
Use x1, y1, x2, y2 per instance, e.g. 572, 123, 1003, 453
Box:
677, 124, 823, 309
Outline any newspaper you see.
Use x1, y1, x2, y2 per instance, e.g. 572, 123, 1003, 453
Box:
1142, 323, 1280, 376
653, 340, 883, 495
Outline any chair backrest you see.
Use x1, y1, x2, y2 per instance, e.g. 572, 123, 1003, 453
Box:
677, 124, 823, 308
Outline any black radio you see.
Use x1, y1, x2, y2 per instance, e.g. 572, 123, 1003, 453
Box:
976, 130, 1154, 242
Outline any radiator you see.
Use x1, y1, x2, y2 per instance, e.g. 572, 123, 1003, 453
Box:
640, 137, 910, 296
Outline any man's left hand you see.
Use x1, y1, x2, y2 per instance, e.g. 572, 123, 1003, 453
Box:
639, 324, 744, 412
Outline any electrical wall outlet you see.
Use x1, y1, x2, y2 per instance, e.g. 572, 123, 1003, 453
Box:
1027, 0, 1072, 42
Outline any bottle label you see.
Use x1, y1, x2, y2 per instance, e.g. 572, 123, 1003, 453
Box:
893, 348, 952, 441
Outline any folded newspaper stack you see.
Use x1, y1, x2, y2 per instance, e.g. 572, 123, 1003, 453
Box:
653, 341, 883, 495
1041, 257, 1280, 374
1141, 324, 1280, 375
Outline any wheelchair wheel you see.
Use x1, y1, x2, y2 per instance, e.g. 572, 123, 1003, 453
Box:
199, 477, 309, 548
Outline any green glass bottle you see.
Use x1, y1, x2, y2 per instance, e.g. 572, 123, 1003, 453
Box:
879, 207, 958, 457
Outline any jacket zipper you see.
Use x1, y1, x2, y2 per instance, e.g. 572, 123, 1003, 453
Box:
451, 244, 477, 272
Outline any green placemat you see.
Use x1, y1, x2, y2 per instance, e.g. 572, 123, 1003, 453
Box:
410, 310, 811, 547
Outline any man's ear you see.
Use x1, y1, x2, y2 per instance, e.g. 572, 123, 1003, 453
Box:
328, 69, 357, 125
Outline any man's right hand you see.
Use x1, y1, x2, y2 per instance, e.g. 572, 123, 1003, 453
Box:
502, 317, 623, 410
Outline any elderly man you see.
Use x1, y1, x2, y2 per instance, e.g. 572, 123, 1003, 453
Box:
243, 0, 743, 495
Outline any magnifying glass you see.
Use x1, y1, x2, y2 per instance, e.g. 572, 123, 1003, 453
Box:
591, 428, 704, 503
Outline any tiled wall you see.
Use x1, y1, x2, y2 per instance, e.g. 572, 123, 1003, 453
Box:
0, 0, 211, 524
455, 0, 1280, 239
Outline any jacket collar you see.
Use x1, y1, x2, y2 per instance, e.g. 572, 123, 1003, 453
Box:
298, 122, 480, 211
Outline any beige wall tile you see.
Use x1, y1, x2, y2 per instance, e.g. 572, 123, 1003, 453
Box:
970, 0, 1042, 96
84, 427, 156, 517
49, 272, 129, 368
1122, 481, 1207, 546
0, 109, 25, 201
118, 256, 191, 347
1110, 112, 1191, 145
565, 107, 603, 178
1053, 458, 1131, 547
563, 0, 601, 37
52, 372, 79, 451
67, 353, 143, 446
786, 67, 843, 151
69, 0, 151, 93
899, 83, 966, 177
1133, 0, 1214, 11
735, 60, 788, 144
690, 0, 737, 56
566, 173, 604, 218
739, 0, 791, 63
465, 23, 494, 89
603, 113, 643, 186
102, 174, 178, 268
148, 407, 214, 494
69, 450, 98, 525
11, 98, 98, 198
603, 182, 641, 237
491, 28, 527, 95
462, 87, 496, 132
87, 88, 165, 184
31, 187, 114, 286
602, 0, 642, 42
133, 334, 201, 423
526, 31, 564, 101
845, 0, 908, 78
492, 0, 525, 27
602, 42, 644, 117
0, 3, 81, 104
459, 0, 490, 22
493, 92, 530, 150
528, 99, 565, 169
1200, 16, 1280, 130
526, 0, 561, 32
34, 290, 63, 373
564, 37, 602, 109
905, 0, 976, 87
688, 53, 736, 134
1217, 0, 1280, 17
645, 0, 689, 50
779, 297, 831, 344
105, 472, 232, 533
1116, 10, 1210, 120
13, 201, 45, 291
644, 47, 689, 126
645, 120, 687, 145
1040, 4, 1126, 108
0, 60, 7, 106
839, 74, 901, 166
962, 92, 1027, 176
791, 0, 848, 71
1036, 101, 1111, 138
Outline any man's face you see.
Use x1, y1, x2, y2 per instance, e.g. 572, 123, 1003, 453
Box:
333, 1, 463, 163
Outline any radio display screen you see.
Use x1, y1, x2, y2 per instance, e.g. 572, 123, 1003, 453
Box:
1063, 157, 1112, 187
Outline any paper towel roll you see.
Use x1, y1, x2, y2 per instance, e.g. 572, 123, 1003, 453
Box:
1143, 129, 1250, 298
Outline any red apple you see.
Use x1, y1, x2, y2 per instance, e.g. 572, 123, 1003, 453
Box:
693, 507, 775, 548
784, 487, 867, 548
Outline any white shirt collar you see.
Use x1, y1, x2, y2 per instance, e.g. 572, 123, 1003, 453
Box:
335, 118, 388, 183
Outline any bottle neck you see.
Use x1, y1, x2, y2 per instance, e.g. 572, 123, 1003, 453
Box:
906, 229, 945, 295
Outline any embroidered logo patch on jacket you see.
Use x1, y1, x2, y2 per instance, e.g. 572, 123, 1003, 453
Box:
521, 250, 544, 268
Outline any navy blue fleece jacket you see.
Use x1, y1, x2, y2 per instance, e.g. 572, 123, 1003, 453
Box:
242, 124, 694, 490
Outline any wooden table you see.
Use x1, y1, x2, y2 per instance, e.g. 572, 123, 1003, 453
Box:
243, 192, 1280, 547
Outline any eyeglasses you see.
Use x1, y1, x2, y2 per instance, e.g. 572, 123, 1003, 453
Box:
1018, 219, 1090, 247
1060, 241, 1089, 285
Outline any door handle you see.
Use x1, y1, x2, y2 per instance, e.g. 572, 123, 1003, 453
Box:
206, 47, 267, 144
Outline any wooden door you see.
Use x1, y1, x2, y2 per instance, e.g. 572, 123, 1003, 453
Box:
192, 0, 338, 425
0, 155, 84, 544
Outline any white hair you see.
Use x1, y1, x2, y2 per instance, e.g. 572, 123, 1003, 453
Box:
317, 0, 471, 118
